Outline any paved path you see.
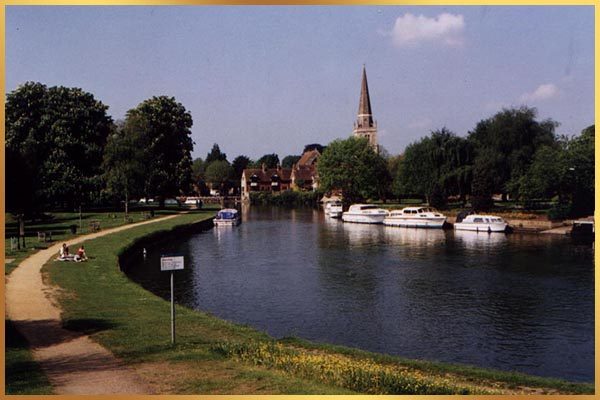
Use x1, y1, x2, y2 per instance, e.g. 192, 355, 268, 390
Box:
5, 215, 181, 394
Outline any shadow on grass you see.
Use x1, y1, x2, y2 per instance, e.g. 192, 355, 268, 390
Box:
63, 318, 120, 335
5, 320, 53, 394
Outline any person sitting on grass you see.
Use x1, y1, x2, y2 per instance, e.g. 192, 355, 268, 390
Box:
74, 245, 88, 262
57, 243, 73, 261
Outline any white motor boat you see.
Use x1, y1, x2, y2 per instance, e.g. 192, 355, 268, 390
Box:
453, 214, 507, 233
213, 208, 241, 226
341, 204, 387, 224
383, 207, 447, 228
324, 200, 343, 218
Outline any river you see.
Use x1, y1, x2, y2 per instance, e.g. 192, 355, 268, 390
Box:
125, 206, 594, 382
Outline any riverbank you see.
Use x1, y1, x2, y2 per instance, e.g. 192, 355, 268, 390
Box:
33, 211, 592, 394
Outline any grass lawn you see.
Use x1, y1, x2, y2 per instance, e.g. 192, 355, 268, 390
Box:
41, 211, 593, 395
4, 207, 192, 275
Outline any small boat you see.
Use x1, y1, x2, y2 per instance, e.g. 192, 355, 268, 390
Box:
453, 214, 507, 233
384, 207, 446, 228
342, 204, 387, 224
324, 200, 343, 218
214, 208, 241, 226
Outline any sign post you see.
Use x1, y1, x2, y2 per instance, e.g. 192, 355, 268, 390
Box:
161, 255, 184, 345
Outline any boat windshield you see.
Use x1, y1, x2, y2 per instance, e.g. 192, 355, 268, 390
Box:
217, 211, 237, 219
360, 205, 379, 210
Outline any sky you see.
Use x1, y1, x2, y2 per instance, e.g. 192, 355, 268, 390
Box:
5, 6, 595, 161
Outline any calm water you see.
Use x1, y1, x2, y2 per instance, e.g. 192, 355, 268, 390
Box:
125, 207, 594, 382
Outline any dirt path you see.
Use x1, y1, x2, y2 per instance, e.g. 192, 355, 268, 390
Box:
5, 214, 181, 394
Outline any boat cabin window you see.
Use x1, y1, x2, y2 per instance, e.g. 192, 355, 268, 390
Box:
360, 205, 377, 210
473, 218, 483, 223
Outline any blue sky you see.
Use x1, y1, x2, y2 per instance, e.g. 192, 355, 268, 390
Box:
6, 6, 594, 160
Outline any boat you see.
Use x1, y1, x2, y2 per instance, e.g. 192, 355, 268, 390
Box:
324, 200, 343, 218
383, 207, 447, 228
213, 208, 241, 226
453, 214, 507, 232
341, 204, 387, 224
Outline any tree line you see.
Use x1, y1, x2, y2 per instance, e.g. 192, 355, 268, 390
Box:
317, 107, 594, 218
6, 82, 594, 219
6, 82, 194, 213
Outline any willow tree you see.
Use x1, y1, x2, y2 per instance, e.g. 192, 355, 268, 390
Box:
317, 137, 390, 205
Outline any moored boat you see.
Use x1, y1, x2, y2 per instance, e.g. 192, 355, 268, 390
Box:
453, 214, 507, 233
214, 208, 241, 226
341, 204, 387, 224
324, 200, 343, 218
383, 207, 446, 228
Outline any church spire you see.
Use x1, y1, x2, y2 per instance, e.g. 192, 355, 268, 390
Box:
353, 66, 378, 151
357, 65, 373, 126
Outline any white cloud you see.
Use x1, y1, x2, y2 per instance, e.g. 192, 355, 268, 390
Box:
389, 13, 465, 47
519, 83, 559, 102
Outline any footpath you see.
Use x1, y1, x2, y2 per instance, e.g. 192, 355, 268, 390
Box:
5, 215, 180, 394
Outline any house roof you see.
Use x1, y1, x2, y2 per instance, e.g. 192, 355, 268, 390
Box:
298, 149, 321, 166
292, 165, 317, 181
243, 168, 292, 183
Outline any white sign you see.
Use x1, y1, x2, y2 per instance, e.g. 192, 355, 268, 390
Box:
161, 255, 184, 271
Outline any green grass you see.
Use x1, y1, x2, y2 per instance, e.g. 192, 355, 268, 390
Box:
43, 211, 594, 395
4, 207, 193, 275
5, 320, 54, 395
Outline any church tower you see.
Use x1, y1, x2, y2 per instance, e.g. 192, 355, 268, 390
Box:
352, 66, 378, 151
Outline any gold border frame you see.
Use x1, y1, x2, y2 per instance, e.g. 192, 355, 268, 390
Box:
1, 2, 597, 398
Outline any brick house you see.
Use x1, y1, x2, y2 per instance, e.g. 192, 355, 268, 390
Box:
241, 149, 320, 200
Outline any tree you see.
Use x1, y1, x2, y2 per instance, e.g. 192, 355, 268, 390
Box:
124, 96, 194, 206
102, 116, 147, 215
565, 125, 594, 216
282, 155, 301, 168
6, 82, 113, 211
317, 137, 390, 205
468, 107, 557, 199
514, 145, 565, 203
205, 160, 234, 194
253, 153, 280, 169
397, 128, 472, 208
303, 143, 325, 154
205, 143, 227, 164
231, 155, 251, 179
192, 157, 205, 179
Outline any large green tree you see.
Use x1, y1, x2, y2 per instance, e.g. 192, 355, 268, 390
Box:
6, 82, 113, 211
397, 128, 473, 207
124, 96, 194, 206
205, 160, 234, 194
317, 137, 390, 204
102, 116, 147, 215
468, 107, 557, 199
565, 125, 594, 216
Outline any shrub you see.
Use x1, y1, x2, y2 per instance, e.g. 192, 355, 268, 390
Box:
547, 203, 572, 221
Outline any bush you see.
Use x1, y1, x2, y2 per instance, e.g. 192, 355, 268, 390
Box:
547, 203, 572, 221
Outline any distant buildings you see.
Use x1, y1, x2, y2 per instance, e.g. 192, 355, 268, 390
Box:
241, 66, 378, 200
241, 149, 320, 200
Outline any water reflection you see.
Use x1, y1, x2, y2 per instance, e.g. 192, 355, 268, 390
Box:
383, 226, 447, 247
125, 207, 593, 382
453, 229, 508, 249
